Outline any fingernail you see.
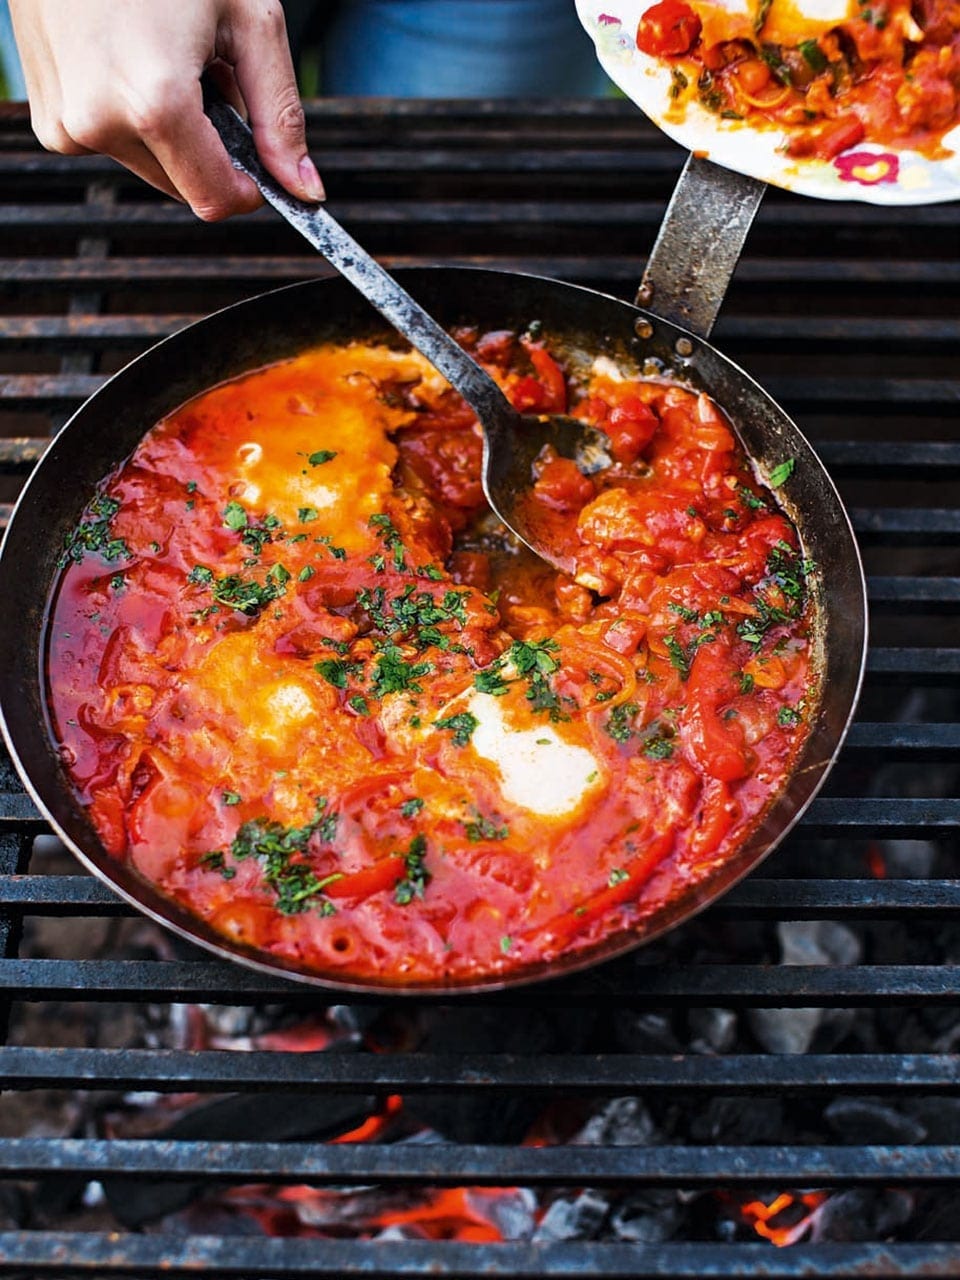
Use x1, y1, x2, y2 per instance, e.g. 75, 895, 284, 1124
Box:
298, 155, 326, 202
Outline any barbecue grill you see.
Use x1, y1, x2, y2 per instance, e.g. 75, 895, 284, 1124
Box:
1, 96, 959, 1277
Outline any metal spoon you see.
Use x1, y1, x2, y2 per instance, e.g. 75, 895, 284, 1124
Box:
204, 96, 609, 572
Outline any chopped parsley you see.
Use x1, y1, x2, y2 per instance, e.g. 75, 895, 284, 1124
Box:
307, 450, 337, 466
643, 733, 674, 761
223, 500, 247, 531
400, 797, 424, 818
314, 657, 363, 689
298, 506, 319, 523
60, 494, 131, 567
316, 534, 347, 561
369, 512, 407, 571
474, 639, 564, 720
189, 563, 290, 615
737, 483, 767, 510
394, 833, 430, 905
221, 791, 242, 806
199, 850, 235, 880
463, 811, 509, 843
223, 801, 341, 914
778, 704, 802, 726
664, 633, 692, 680
605, 702, 638, 744
371, 645, 433, 698
356, 583, 468, 646
475, 667, 511, 696
768, 458, 796, 488
222, 502, 282, 555
667, 601, 699, 623
608, 867, 629, 887
348, 694, 370, 716
796, 40, 827, 72
434, 711, 479, 747
298, 565, 316, 583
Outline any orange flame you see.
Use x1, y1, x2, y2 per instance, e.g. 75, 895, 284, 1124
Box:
739, 1191, 827, 1246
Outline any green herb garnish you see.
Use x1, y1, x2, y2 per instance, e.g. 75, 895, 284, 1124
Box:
768, 458, 796, 488
60, 494, 131, 567
463, 811, 509, 843
434, 711, 479, 747
394, 833, 430, 905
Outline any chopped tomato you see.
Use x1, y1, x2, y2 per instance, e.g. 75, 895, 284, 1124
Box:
605, 396, 659, 466
532, 455, 596, 512
786, 115, 866, 160
636, 0, 702, 55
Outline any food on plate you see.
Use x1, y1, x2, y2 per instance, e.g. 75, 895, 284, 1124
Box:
634, 0, 960, 158
46, 332, 818, 984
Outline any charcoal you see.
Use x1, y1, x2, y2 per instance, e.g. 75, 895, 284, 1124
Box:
533, 1190, 609, 1241
905, 1097, 960, 1143
874, 840, 936, 879
614, 1011, 682, 1054
747, 1006, 825, 1055
778, 920, 862, 967
825, 1098, 928, 1145
688, 1007, 738, 1054
610, 1190, 683, 1243
748, 921, 863, 1054
572, 1097, 657, 1147
810, 1188, 914, 1242
689, 1096, 785, 1145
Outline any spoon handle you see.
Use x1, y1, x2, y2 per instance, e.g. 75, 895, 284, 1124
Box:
205, 95, 512, 424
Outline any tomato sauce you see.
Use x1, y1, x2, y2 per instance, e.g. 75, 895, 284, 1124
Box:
46, 332, 818, 985
636, 0, 960, 159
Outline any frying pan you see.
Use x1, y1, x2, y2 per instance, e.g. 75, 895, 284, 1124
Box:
0, 157, 867, 995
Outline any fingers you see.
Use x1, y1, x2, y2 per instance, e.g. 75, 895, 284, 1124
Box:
225, 1, 326, 201
125, 78, 265, 220
8, 0, 321, 220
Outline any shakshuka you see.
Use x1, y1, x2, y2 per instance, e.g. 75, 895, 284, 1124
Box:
46, 329, 818, 984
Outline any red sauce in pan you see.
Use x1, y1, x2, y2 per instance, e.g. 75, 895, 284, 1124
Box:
46, 332, 818, 985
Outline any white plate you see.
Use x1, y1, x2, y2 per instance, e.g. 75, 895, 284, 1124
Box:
576, 0, 960, 203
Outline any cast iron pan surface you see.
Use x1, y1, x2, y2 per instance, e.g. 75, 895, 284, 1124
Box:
0, 268, 867, 994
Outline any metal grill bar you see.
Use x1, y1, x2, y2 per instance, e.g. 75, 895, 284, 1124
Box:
1, 1235, 958, 1278
2, 958, 959, 1005
3, 256, 959, 286
0, 1047, 956, 1093
3, 1139, 960, 1185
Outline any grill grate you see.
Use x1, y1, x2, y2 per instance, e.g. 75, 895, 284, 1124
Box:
1, 97, 959, 1277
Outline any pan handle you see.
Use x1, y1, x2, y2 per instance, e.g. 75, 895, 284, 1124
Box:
637, 155, 765, 340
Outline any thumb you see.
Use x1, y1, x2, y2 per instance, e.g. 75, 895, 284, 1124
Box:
229, 4, 325, 201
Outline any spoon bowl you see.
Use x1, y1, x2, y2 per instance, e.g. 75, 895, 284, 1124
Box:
205, 93, 609, 572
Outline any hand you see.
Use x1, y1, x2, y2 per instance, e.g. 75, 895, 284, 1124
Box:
9, 0, 326, 219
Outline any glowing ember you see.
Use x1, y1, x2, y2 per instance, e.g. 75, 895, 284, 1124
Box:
739, 1191, 829, 1246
